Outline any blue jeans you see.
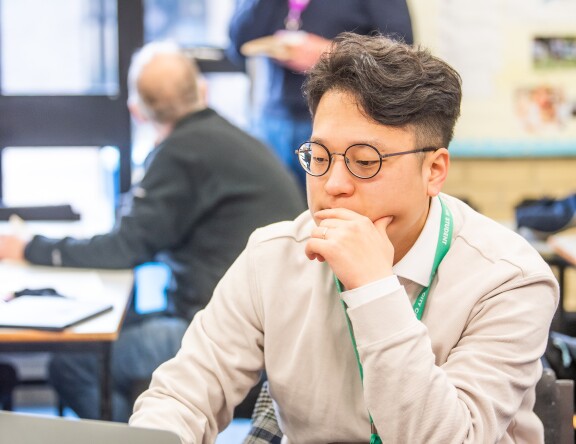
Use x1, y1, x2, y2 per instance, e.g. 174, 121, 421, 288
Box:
251, 114, 311, 191
48, 315, 189, 422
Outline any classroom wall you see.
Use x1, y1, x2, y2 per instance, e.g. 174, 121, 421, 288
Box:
443, 158, 576, 221
443, 157, 576, 314
407, 0, 576, 222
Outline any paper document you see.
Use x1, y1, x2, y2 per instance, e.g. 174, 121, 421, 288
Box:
0, 296, 112, 330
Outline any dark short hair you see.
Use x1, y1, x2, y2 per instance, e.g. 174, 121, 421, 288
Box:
304, 32, 462, 148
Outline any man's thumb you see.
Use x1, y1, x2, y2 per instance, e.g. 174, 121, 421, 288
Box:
374, 216, 393, 236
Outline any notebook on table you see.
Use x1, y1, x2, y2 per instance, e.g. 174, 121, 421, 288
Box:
0, 296, 113, 330
0, 411, 180, 444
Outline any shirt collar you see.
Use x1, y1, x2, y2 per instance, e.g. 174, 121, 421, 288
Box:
173, 107, 213, 129
393, 196, 441, 287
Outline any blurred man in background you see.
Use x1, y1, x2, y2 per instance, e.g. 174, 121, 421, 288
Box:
0, 41, 305, 421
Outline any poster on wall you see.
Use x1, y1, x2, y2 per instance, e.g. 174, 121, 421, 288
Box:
412, 0, 576, 157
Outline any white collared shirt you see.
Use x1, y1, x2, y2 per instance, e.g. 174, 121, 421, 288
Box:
342, 196, 441, 308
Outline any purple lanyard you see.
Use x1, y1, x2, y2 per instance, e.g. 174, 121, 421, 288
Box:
285, 0, 311, 31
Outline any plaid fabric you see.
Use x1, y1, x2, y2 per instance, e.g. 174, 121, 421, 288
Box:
242, 381, 283, 444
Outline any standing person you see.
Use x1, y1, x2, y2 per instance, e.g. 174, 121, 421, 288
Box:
129, 33, 559, 443
228, 0, 414, 188
0, 41, 305, 422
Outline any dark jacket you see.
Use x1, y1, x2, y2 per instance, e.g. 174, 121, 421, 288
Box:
25, 108, 306, 321
228, 0, 413, 119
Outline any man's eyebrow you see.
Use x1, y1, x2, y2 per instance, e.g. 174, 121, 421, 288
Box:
309, 137, 386, 149
307, 136, 329, 147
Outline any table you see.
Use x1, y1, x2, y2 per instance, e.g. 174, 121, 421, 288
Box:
0, 262, 133, 420
548, 231, 576, 267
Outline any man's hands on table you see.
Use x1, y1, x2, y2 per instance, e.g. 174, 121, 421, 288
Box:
0, 235, 26, 261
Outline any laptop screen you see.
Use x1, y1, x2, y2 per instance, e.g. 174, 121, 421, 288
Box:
0, 411, 181, 444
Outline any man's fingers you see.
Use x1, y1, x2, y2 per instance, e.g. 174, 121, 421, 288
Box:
305, 239, 326, 262
312, 225, 330, 240
314, 208, 359, 221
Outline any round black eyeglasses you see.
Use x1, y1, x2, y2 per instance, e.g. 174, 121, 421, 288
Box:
295, 142, 439, 179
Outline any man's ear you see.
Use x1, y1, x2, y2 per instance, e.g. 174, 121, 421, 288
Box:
128, 101, 149, 123
197, 77, 208, 107
426, 148, 450, 197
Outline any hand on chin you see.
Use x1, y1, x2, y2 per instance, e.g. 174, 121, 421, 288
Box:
306, 209, 395, 289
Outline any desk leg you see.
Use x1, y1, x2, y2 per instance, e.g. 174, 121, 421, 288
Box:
99, 343, 112, 420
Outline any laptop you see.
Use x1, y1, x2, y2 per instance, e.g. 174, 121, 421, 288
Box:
0, 296, 113, 330
0, 411, 181, 444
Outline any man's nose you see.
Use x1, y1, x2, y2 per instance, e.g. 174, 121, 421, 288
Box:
324, 154, 354, 194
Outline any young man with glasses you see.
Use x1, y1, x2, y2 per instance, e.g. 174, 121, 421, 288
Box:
130, 33, 558, 443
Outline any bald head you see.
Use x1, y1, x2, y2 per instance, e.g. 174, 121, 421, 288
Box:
128, 42, 204, 125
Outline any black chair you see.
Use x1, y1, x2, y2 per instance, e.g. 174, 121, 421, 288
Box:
534, 367, 574, 444
0, 363, 18, 411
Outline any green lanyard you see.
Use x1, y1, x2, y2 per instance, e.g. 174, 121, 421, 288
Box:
335, 198, 453, 443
